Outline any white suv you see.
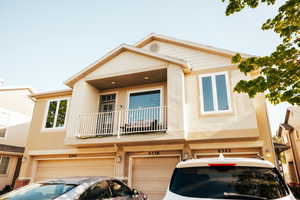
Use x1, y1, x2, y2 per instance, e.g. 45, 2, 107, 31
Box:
163, 156, 295, 200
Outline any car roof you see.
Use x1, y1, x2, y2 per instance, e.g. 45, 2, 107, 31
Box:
38, 176, 114, 185
177, 157, 275, 168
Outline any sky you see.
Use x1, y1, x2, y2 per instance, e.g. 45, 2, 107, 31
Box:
0, 0, 289, 135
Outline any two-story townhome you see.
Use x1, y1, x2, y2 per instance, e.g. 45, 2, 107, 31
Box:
0, 86, 34, 190
17, 34, 275, 200
278, 106, 300, 184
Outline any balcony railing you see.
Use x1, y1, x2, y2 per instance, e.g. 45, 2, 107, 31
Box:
76, 106, 167, 138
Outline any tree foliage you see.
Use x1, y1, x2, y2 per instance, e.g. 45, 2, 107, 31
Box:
221, 0, 300, 105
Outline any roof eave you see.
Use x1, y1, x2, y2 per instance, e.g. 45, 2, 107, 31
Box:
64, 44, 190, 88
135, 33, 255, 58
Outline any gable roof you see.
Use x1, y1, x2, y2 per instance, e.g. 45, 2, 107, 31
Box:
135, 33, 254, 58
64, 44, 191, 88
29, 89, 72, 99
0, 86, 35, 94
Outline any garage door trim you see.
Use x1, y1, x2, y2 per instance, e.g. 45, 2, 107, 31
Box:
31, 156, 116, 182
128, 154, 181, 187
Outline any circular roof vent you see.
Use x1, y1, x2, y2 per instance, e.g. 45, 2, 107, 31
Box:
149, 43, 159, 53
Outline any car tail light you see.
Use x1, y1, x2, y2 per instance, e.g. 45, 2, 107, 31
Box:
208, 163, 236, 166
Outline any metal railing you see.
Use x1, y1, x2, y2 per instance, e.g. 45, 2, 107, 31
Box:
76, 106, 167, 138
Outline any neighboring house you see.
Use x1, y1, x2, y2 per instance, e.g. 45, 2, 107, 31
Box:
277, 106, 300, 184
0, 87, 34, 189
17, 34, 275, 200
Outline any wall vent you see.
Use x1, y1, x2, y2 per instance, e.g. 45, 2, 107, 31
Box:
149, 43, 159, 53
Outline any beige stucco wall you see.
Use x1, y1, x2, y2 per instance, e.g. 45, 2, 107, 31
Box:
0, 156, 18, 189
142, 41, 232, 70
185, 69, 258, 140
25, 96, 71, 151
0, 89, 34, 116
0, 122, 31, 147
86, 51, 168, 79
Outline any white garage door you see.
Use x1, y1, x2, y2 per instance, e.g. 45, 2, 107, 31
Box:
35, 157, 115, 182
131, 156, 180, 200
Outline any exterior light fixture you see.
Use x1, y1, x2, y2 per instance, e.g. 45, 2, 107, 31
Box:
144, 76, 149, 80
111, 81, 116, 84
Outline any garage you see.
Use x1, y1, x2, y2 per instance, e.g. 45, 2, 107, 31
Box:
34, 157, 116, 182
129, 155, 180, 200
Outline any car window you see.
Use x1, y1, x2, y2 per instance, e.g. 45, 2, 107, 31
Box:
109, 180, 132, 197
0, 183, 76, 200
79, 181, 112, 200
169, 166, 289, 199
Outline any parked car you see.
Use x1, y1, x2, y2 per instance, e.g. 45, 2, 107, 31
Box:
163, 156, 295, 200
0, 176, 147, 200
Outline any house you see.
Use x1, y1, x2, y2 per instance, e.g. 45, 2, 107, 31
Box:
277, 106, 300, 184
0, 86, 34, 189
17, 33, 275, 200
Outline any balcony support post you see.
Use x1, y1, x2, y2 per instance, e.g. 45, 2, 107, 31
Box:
117, 111, 121, 138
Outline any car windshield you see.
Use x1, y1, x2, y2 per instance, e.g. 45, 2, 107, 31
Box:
169, 166, 289, 199
0, 183, 77, 200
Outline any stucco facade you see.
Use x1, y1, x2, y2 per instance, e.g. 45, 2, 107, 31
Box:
18, 34, 275, 200
0, 87, 34, 189
278, 106, 300, 184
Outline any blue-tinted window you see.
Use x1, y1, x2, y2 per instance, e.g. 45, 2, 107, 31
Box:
202, 77, 214, 112
128, 90, 160, 122
216, 74, 229, 110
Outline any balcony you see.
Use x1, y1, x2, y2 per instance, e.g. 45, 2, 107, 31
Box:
74, 106, 168, 139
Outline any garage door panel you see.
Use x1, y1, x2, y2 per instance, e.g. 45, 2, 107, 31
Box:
131, 156, 179, 200
35, 158, 115, 182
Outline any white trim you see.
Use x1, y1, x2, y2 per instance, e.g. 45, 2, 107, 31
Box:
42, 97, 70, 132
127, 87, 164, 109
98, 91, 119, 112
126, 87, 164, 123
198, 71, 232, 115
128, 154, 181, 187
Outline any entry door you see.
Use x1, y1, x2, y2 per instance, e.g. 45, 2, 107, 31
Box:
97, 94, 116, 135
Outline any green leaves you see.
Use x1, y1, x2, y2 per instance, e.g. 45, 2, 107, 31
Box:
222, 0, 300, 105
222, 0, 276, 15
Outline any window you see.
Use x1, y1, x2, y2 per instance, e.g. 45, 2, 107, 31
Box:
0, 156, 9, 174
169, 166, 289, 199
109, 180, 132, 197
199, 72, 231, 113
128, 89, 161, 122
79, 181, 112, 200
0, 126, 6, 138
0, 183, 76, 199
44, 99, 68, 129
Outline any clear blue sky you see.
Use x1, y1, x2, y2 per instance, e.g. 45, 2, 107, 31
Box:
0, 0, 288, 135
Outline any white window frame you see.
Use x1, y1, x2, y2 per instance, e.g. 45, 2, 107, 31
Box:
42, 98, 70, 131
0, 156, 10, 175
199, 71, 232, 114
127, 87, 164, 123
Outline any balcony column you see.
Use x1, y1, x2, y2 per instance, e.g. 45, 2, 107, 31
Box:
65, 80, 99, 139
167, 64, 186, 136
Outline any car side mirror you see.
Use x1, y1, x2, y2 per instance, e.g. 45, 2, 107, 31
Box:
132, 188, 139, 195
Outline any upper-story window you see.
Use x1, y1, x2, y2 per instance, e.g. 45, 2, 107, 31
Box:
199, 72, 231, 114
44, 99, 68, 129
0, 156, 9, 174
0, 126, 6, 138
